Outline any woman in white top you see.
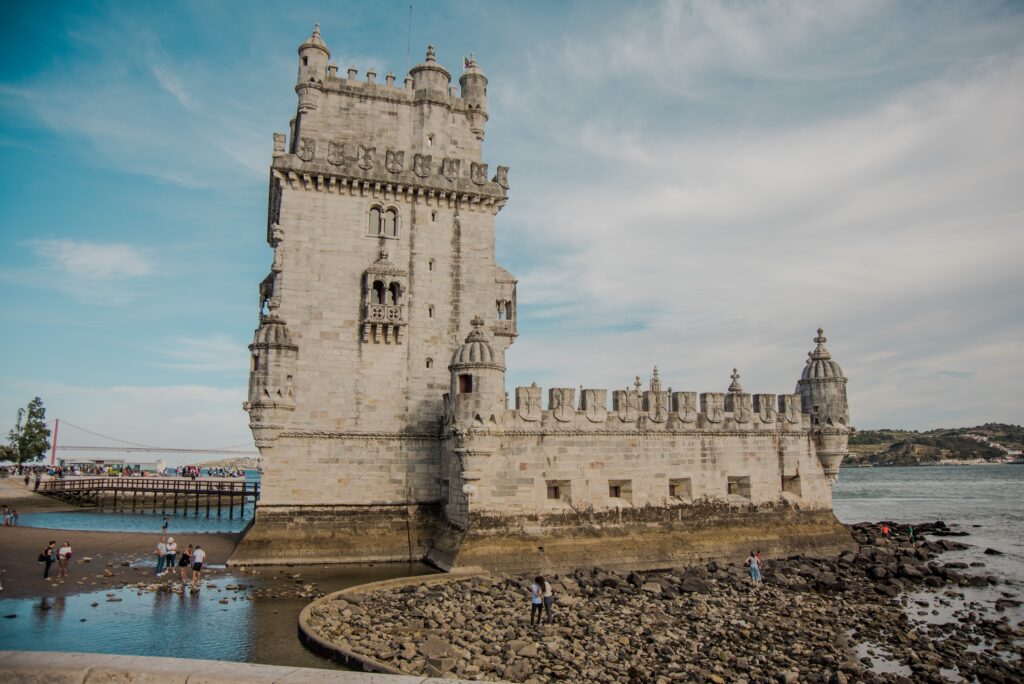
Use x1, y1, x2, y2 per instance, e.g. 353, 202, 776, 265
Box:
57, 541, 72, 578
190, 546, 206, 585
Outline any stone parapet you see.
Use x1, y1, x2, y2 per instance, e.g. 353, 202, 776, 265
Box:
0, 650, 477, 683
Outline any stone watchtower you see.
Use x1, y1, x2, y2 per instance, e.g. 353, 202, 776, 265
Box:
797, 328, 850, 484
235, 27, 516, 564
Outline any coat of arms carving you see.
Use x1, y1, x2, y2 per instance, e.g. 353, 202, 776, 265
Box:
549, 388, 575, 422
755, 394, 777, 423
673, 392, 697, 423
582, 389, 607, 423
357, 145, 375, 170
493, 165, 509, 189
646, 391, 669, 423
701, 393, 724, 424
441, 158, 461, 182
385, 150, 404, 174
613, 389, 640, 422
413, 154, 432, 178
781, 394, 801, 424
327, 140, 346, 166
515, 384, 541, 422
297, 137, 316, 162
732, 394, 753, 424
470, 162, 488, 185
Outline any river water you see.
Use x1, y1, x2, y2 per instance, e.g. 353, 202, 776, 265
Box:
1, 464, 1020, 668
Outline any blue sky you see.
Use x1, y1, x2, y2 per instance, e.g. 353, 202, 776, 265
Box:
1, 1, 1022, 462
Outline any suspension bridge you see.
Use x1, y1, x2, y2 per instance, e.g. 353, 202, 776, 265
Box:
46, 418, 259, 466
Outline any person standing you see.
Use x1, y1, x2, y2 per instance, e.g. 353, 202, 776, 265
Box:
191, 545, 206, 586
58, 540, 72, 578
11, 509, 18, 526
42, 541, 57, 580
155, 537, 167, 576
745, 550, 761, 584
165, 537, 177, 573
178, 544, 193, 582
541, 576, 555, 624
2, 505, 9, 526
529, 576, 544, 626
908, 525, 915, 545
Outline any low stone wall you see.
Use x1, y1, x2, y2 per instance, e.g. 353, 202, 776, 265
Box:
0, 650, 476, 683
229, 503, 445, 566
298, 570, 493, 677
429, 505, 855, 574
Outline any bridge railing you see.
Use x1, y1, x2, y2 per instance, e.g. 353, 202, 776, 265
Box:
38, 477, 259, 498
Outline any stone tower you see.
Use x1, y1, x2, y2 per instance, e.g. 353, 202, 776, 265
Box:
235, 28, 515, 564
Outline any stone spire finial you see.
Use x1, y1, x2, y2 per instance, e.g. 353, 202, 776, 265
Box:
426, 45, 437, 62
378, 247, 389, 261
471, 315, 485, 330
811, 327, 832, 361
650, 367, 661, 394
634, 376, 642, 391
728, 368, 744, 393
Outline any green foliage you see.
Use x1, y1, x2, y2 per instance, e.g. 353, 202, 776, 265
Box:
847, 423, 1021, 466
6, 397, 51, 464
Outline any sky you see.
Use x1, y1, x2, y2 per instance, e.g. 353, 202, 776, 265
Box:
0, 0, 1022, 464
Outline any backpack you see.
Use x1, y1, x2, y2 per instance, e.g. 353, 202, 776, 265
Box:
38, 550, 47, 563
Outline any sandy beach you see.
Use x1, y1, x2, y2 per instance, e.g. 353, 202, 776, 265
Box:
0, 477, 240, 599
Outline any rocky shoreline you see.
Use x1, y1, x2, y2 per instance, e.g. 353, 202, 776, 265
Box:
304, 522, 1023, 683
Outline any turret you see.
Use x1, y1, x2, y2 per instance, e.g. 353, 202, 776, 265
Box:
459, 54, 488, 141
297, 24, 330, 85
296, 24, 329, 115
449, 316, 506, 428
410, 45, 452, 96
245, 314, 298, 448
796, 328, 850, 484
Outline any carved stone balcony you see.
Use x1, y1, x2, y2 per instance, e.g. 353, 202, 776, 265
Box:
361, 304, 405, 344
492, 319, 517, 338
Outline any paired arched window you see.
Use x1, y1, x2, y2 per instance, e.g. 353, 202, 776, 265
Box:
368, 205, 400, 238
372, 280, 386, 305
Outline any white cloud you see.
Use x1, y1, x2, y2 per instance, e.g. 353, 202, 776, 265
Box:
158, 335, 248, 373
26, 239, 153, 280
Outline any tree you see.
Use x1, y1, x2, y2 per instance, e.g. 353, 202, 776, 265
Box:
7, 397, 51, 464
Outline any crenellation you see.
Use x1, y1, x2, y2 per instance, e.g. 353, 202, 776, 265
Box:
235, 27, 853, 570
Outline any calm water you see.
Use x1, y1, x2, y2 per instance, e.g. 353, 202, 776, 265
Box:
0, 563, 434, 668
833, 464, 1024, 584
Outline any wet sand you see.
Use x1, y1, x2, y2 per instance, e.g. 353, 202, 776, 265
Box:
0, 477, 240, 599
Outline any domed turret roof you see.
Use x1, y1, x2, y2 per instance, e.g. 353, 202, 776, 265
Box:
252, 314, 297, 349
460, 53, 486, 79
801, 328, 845, 380
410, 45, 451, 82
299, 24, 330, 56
450, 316, 504, 369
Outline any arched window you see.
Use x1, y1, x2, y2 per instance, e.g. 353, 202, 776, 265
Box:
368, 207, 381, 236
428, 258, 435, 272
384, 208, 398, 237
372, 280, 385, 305
388, 282, 401, 305
426, 358, 433, 369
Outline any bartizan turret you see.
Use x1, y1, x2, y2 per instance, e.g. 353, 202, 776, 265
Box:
797, 328, 850, 484
295, 24, 329, 114
245, 313, 298, 447
459, 54, 488, 141
449, 316, 506, 429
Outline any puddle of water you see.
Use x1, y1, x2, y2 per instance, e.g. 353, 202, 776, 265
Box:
853, 640, 913, 677
0, 562, 434, 668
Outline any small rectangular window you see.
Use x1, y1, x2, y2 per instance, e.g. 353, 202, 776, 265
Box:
545, 480, 570, 503
458, 374, 473, 394
546, 485, 560, 500
669, 478, 692, 501
608, 479, 633, 503
727, 476, 752, 499
608, 484, 621, 498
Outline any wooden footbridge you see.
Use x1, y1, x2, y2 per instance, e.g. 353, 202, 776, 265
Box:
38, 477, 260, 519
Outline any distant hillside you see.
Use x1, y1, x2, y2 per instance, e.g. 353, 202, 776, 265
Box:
846, 423, 1024, 467
194, 456, 260, 470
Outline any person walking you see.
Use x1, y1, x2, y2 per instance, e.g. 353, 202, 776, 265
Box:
58, 540, 72, 578
541, 576, 555, 624
178, 544, 193, 582
165, 537, 177, 573
155, 537, 167, 576
745, 550, 761, 584
908, 525, 916, 545
11, 509, 17, 526
42, 541, 57, 580
2, 505, 9, 526
529, 576, 544, 626
190, 545, 206, 586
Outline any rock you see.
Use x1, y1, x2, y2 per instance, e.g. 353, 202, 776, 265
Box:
641, 582, 662, 594
101, 569, 114, 577
680, 577, 711, 594
3, 614, 16, 619
984, 548, 1004, 555
417, 635, 454, 659
517, 643, 539, 658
